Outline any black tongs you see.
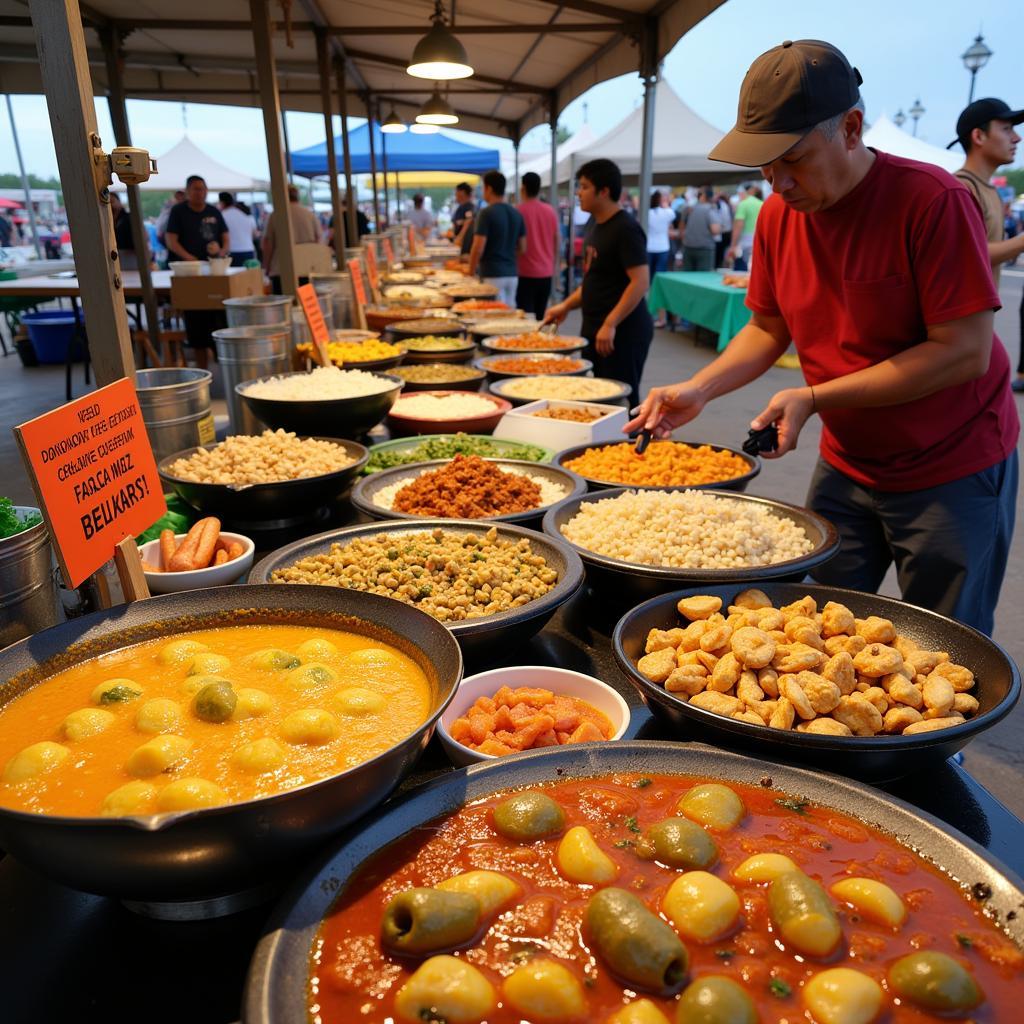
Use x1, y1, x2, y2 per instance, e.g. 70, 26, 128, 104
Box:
742, 422, 779, 457
634, 429, 652, 455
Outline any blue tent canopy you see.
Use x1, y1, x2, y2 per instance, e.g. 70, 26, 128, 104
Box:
290, 123, 501, 176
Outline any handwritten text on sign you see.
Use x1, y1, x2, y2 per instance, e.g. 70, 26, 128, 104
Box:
14, 377, 166, 588
296, 283, 331, 364
347, 258, 368, 306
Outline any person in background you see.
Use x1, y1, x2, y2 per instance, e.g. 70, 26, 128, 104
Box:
468, 170, 526, 309
450, 182, 476, 256
164, 175, 229, 369
108, 192, 149, 271
728, 182, 763, 270
328, 194, 370, 250
951, 97, 1024, 392
543, 158, 652, 408
515, 171, 560, 320
647, 190, 677, 328
262, 184, 322, 294
155, 189, 186, 250
713, 191, 733, 268
0, 209, 12, 249
620, 191, 638, 218
678, 186, 722, 271
218, 192, 258, 267
408, 194, 435, 241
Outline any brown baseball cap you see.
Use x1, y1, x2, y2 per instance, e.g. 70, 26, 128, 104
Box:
709, 40, 863, 167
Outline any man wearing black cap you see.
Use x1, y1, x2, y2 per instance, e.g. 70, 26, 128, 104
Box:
952, 98, 1024, 391
629, 40, 1019, 635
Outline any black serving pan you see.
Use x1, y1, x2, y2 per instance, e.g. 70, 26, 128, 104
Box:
249, 518, 585, 660
244, 739, 1024, 1023
0, 585, 462, 903
474, 353, 593, 383
552, 439, 761, 493
158, 437, 369, 529
613, 583, 1022, 781
489, 375, 632, 408
542, 487, 840, 608
393, 364, 486, 392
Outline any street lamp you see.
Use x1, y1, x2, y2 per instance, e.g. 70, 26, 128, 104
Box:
909, 98, 925, 137
893, 109, 906, 129
961, 33, 992, 104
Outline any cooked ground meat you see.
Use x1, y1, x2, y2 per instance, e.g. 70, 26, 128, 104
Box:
391, 455, 542, 517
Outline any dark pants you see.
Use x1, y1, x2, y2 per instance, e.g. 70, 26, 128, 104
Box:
647, 251, 669, 279
682, 247, 715, 271
182, 309, 226, 350
271, 275, 309, 295
230, 251, 255, 268
806, 454, 1018, 635
582, 317, 654, 411
1018, 286, 1024, 375
715, 231, 732, 269
515, 276, 551, 320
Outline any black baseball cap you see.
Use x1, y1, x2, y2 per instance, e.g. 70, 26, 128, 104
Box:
710, 40, 863, 167
948, 98, 1024, 150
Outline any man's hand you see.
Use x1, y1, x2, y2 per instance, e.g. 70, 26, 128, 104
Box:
624, 381, 707, 438
751, 386, 814, 458
595, 322, 615, 356
543, 303, 568, 326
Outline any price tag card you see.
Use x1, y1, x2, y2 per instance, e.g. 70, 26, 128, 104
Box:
14, 377, 166, 588
407, 224, 418, 256
363, 240, 380, 298
382, 237, 395, 265
297, 283, 331, 365
346, 258, 368, 306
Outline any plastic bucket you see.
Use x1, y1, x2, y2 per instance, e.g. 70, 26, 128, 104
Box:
212, 325, 292, 434
223, 295, 292, 328
136, 368, 215, 463
0, 507, 63, 649
22, 310, 84, 364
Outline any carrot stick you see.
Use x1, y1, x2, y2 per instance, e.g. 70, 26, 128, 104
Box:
168, 518, 207, 571
193, 517, 221, 568
214, 537, 232, 554
159, 529, 176, 569
225, 541, 244, 561
141, 559, 163, 573
213, 549, 229, 566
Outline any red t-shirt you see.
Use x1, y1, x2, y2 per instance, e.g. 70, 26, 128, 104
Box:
746, 150, 1019, 491
517, 198, 559, 278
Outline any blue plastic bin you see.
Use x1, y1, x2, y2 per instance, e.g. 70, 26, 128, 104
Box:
22, 310, 84, 364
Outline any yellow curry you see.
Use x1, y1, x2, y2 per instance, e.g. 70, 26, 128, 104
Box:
0, 625, 432, 818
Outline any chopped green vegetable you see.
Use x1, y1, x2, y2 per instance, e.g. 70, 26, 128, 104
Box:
769, 978, 792, 998
99, 684, 141, 705
956, 933, 973, 949
135, 494, 192, 545
365, 433, 548, 473
633, 777, 652, 788
624, 815, 641, 834
775, 797, 811, 816
0, 498, 42, 539
715, 949, 736, 960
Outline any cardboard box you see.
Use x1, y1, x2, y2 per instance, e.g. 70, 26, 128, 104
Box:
170, 267, 264, 311
493, 399, 628, 449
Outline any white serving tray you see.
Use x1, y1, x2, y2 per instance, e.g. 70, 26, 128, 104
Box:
493, 399, 628, 448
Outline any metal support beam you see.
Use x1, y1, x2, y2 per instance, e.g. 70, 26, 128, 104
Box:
513, 141, 520, 203
549, 96, 560, 300
99, 28, 161, 358
27, 0, 134, 386
250, 0, 298, 296
316, 29, 343, 266
334, 58, 359, 248
3, 94, 43, 260
365, 95, 381, 231
333, 21, 631, 35
530, 0, 626, 21
636, 18, 659, 230
281, 107, 293, 186
380, 118, 390, 231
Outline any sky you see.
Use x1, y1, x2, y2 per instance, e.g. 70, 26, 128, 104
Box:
1, 0, 1019, 183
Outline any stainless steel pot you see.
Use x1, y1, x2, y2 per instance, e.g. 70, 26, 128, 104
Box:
135, 367, 215, 462
222, 295, 292, 328
212, 324, 292, 434
0, 507, 62, 649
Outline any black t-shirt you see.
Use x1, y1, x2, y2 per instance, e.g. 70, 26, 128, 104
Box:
453, 200, 475, 254
580, 210, 651, 336
165, 203, 227, 259
113, 210, 134, 251
474, 202, 525, 278
330, 210, 370, 247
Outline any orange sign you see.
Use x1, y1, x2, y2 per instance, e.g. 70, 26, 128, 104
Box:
363, 241, 380, 295
382, 237, 395, 265
14, 377, 166, 588
407, 225, 418, 256
297, 283, 331, 365
347, 259, 368, 306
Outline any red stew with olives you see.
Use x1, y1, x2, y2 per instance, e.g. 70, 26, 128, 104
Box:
310, 773, 1023, 1023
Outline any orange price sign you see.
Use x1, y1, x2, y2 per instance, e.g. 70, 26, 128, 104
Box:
406, 224, 417, 256
297, 283, 331, 365
346, 258, 368, 306
363, 241, 380, 295
381, 237, 395, 265
14, 377, 166, 588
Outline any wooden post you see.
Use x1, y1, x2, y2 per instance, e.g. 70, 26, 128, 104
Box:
316, 28, 344, 268
334, 58, 359, 250
365, 95, 382, 232
100, 27, 162, 361
27, 0, 134, 386
250, 0, 298, 298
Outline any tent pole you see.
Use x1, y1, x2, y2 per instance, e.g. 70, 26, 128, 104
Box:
26, 0, 134, 385
365, 95, 382, 232
334, 58, 359, 249
316, 28, 344, 267
4, 95, 43, 260
380, 109, 390, 230
548, 94, 559, 299
281, 107, 294, 187
513, 140, 520, 203
567, 153, 577, 294
250, 0, 298, 297
637, 18, 659, 231
100, 27, 161, 359
396, 172, 402, 223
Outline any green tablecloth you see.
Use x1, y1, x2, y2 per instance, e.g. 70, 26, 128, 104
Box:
648, 271, 751, 351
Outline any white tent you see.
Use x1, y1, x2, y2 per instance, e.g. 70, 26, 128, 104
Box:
500, 125, 597, 183
863, 115, 962, 174
113, 135, 268, 192
546, 83, 747, 185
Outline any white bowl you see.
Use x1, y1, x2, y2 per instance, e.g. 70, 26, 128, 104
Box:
137, 531, 255, 593
437, 665, 631, 766
208, 256, 232, 275
169, 261, 203, 277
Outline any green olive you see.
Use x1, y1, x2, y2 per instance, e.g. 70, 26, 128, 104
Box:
768, 871, 841, 958
381, 887, 480, 955
192, 681, 238, 723
247, 648, 301, 671
586, 887, 688, 995
636, 817, 719, 870
676, 976, 758, 1024
492, 791, 566, 842
888, 951, 983, 1013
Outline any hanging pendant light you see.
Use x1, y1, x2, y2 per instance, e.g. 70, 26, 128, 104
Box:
381, 108, 408, 133
410, 122, 441, 134
407, 0, 473, 80
416, 89, 459, 126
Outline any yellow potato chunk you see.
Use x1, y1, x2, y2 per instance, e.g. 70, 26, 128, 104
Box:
3, 741, 70, 783
125, 734, 192, 777
187, 652, 231, 676
802, 967, 884, 1024
61, 707, 115, 741
157, 638, 209, 666
156, 777, 228, 812
556, 825, 618, 885
394, 955, 496, 1024
437, 870, 522, 918
285, 662, 337, 691
280, 708, 340, 745
333, 686, 387, 716
232, 687, 273, 720
606, 999, 671, 1024
90, 677, 143, 705
662, 871, 740, 942
232, 737, 288, 774
677, 783, 746, 831
676, 595, 723, 621
246, 647, 301, 672
180, 673, 231, 697
296, 637, 339, 661
830, 877, 906, 928
734, 853, 800, 883
134, 698, 184, 735
101, 780, 158, 817
503, 959, 587, 1021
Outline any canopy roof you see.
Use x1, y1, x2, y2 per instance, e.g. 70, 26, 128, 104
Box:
111, 135, 268, 191
290, 123, 500, 176
863, 115, 963, 174
0, 0, 728, 140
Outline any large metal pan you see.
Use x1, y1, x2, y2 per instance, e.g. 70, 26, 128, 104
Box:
244, 740, 1024, 1023
0, 584, 462, 903
613, 583, 1021, 781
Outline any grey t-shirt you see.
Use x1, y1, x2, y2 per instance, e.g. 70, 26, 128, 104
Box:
680, 202, 722, 251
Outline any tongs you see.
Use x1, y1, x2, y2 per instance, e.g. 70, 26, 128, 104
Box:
742, 423, 779, 456
633, 429, 652, 456
539, 321, 558, 336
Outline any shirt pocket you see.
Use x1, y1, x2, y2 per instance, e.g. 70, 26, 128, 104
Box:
840, 273, 922, 355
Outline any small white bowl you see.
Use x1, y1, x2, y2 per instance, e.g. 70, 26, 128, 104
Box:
208, 256, 232, 275
169, 260, 203, 277
437, 665, 631, 766
137, 531, 255, 593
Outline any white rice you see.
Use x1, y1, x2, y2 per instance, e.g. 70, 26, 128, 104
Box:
390, 393, 498, 419
242, 366, 394, 401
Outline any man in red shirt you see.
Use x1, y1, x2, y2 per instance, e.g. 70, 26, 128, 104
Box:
628, 40, 1019, 634
515, 171, 561, 320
